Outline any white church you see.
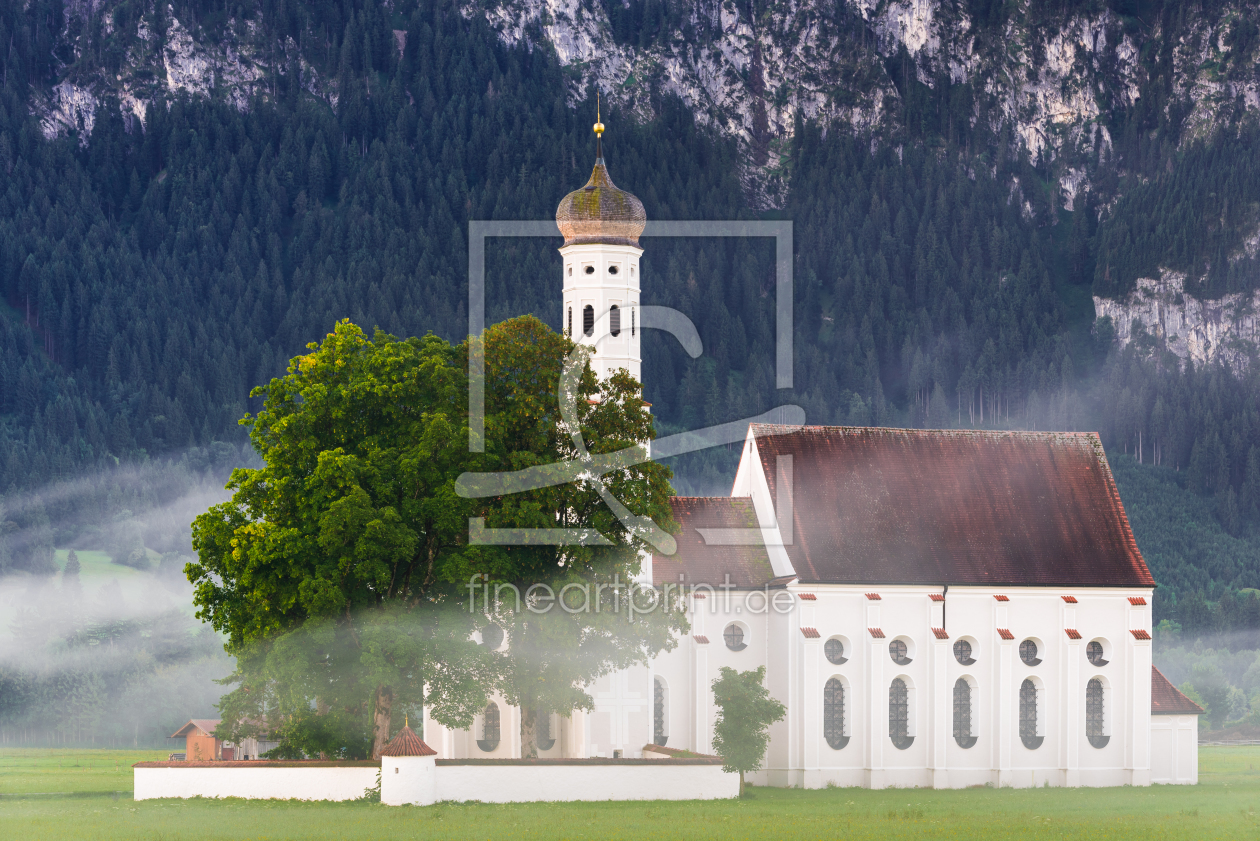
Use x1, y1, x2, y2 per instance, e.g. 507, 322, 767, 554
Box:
421, 119, 1203, 789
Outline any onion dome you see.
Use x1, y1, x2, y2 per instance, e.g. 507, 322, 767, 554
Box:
380, 724, 437, 757
556, 101, 647, 247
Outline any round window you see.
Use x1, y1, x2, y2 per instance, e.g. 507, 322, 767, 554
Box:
482, 623, 504, 650
723, 623, 747, 651
1086, 640, 1109, 666
824, 638, 847, 665
889, 639, 911, 665
584, 265, 595, 274
1019, 639, 1041, 666
953, 639, 975, 665
608, 265, 619, 275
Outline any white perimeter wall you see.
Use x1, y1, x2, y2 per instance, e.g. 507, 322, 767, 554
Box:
432, 762, 737, 804
136, 761, 738, 804
134, 765, 378, 801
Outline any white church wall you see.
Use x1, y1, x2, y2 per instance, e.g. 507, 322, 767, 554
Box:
1149, 714, 1198, 785
134, 763, 379, 801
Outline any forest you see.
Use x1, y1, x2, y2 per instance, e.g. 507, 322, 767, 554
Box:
1, 0, 1260, 740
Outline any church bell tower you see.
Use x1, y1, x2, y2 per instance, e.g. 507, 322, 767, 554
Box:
555, 101, 646, 384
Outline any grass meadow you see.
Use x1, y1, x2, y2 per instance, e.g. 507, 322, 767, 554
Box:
1, 747, 1259, 840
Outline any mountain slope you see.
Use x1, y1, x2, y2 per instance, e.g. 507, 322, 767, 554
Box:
0, 0, 1258, 620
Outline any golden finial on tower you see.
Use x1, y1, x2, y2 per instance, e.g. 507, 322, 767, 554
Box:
594, 91, 604, 137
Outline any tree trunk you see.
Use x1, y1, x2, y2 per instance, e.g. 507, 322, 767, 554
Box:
520, 696, 538, 759
371, 684, 393, 760
739, 770, 745, 798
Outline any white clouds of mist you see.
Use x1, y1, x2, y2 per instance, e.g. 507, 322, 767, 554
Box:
0, 450, 248, 746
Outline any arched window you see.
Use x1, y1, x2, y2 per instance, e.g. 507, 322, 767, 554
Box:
653, 677, 668, 746
824, 678, 848, 749
723, 623, 747, 651
1086, 641, 1108, 666
567, 307, 572, 337
1019, 639, 1041, 666
536, 709, 555, 751
583, 305, 594, 337
610, 305, 620, 337
824, 638, 847, 665
953, 678, 976, 748
1087, 678, 1109, 748
889, 678, 912, 750
953, 639, 975, 665
1019, 679, 1043, 749
477, 702, 500, 752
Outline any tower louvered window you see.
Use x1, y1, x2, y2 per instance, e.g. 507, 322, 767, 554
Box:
478, 701, 500, 752
631, 308, 635, 336
889, 679, 912, 749
583, 305, 594, 337
1087, 679, 1109, 748
567, 307, 572, 337
824, 678, 848, 749
610, 305, 620, 337
653, 677, 668, 746
953, 678, 976, 748
1019, 680, 1042, 749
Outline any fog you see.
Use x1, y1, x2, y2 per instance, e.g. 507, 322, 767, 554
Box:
0, 451, 246, 748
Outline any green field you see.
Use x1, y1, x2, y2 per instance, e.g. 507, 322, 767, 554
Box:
1, 748, 1258, 840
52, 549, 158, 578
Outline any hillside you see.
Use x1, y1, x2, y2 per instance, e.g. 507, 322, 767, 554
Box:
0, 0, 1258, 624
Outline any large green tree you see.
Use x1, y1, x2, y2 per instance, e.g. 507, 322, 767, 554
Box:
190, 316, 682, 758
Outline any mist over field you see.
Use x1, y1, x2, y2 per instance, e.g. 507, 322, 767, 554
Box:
0, 453, 243, 747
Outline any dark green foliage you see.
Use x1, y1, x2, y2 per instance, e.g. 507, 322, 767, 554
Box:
1093, 124, 1260, 298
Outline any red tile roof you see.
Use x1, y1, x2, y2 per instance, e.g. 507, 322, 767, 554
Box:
1065, 628, 1082, 640
1130, 629, 1151, 640
994, 594, 1010, 601
868, 627, 885, 638
800, 627, 821, 638
652, 498, 774, 587
929, 594, 945, 602
1061, 595, 1078, 603
797, 593, 817, 600
1128, 596, 1147, 605
693, 635, 710, 644
865, 593, 881, 600
692, 593, 707, 599
380, 725, 437, 757
931, 627, 949, 639
750, 426, 1153, 587
997, 628, 1015, 640
1151, 666, 1205, 715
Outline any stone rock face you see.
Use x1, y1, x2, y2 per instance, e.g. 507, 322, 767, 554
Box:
1094, 272, 1260, 368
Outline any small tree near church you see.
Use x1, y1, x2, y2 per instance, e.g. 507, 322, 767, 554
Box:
711, 666, 786, 797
